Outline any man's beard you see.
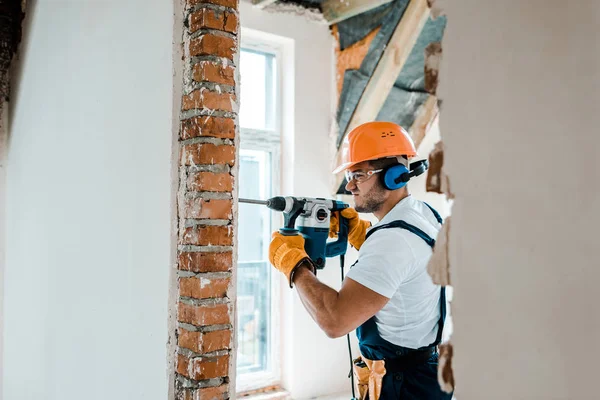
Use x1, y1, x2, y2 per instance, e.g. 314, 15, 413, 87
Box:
355, 184, 387, 214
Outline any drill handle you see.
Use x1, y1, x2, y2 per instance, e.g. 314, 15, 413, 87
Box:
325, 215, 349, 258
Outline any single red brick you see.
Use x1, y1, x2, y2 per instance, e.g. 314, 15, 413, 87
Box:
178, 302, 230, 325
177, 353, 191, 377
182, 225, 233, 246
181, 143, 235, 166
178, 328, 231, 353
188, 171, 233, 192
179, 329, 202, 353
178, 252, 232, 273
202, 330, 232, 353
192, 62, 235, 86
181, 116, 235, 140
189, 9, 226, 33
182, 89, 236, 112
189, 355, 229, 380
182, 198, 233, 219
195, 384, 229, 400
188, 0, 237, 10
223, 12, 238, 34
189, 34, 236, 60
180, 276, 230, 299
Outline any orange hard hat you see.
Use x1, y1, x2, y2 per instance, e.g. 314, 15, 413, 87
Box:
332, 121, 417, 174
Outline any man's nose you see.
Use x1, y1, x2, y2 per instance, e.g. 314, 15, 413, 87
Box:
345, 178, 356, 192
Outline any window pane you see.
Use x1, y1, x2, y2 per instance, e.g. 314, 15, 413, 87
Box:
239, 50, 276, 131
236, 149, 273, 374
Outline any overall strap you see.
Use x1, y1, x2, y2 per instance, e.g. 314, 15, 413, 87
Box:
365, 219, 436, 247
363, 203, 446, 348
423, 201, 443, 224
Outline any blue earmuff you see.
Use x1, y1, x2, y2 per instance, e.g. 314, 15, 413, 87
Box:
382, 160, 429, 190
383, 164, 410, 190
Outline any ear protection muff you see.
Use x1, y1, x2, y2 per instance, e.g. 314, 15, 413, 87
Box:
382, 159, 429, 190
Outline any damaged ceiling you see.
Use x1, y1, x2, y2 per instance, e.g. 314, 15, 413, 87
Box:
336, 0, 445, 146
251, 0, 446, 194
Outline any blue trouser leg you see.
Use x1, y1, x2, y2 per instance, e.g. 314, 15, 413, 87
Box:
378, 354, 453, 399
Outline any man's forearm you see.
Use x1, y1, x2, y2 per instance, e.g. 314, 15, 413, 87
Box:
292, 262, 343, 338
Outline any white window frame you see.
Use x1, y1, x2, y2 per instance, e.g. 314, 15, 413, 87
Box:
236, 28, 288, 394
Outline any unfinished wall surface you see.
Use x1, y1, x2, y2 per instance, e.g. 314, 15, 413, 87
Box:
173, 0, 239, 399
3, 1, 173, 399
440, 1, 599, 399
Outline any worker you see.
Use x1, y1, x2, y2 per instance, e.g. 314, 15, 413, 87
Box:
268, 121, 452, 399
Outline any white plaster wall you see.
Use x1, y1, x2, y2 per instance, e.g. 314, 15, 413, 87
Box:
239, 3, 353, 398
2, 1, 173, 400
440, 1, 600, 399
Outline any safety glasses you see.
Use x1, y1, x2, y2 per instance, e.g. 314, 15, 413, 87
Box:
344, 168, 383, 184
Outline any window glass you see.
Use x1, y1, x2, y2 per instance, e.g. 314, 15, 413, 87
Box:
237, 149, 272, 373
236, 46, 280, 388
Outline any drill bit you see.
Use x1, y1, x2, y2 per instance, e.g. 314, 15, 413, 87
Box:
239, 198, 268, 205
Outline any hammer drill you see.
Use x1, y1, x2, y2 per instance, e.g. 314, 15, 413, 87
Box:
239, 196, 350, 269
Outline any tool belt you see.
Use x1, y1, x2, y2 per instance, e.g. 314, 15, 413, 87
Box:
353, 347, 436, 400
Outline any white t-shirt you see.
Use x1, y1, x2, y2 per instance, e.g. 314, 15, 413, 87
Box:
345, 196, 442, 349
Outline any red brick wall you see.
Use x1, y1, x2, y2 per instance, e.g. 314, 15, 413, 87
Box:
175, 0, 239, 398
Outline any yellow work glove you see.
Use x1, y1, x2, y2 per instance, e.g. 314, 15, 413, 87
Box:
269, 232, 315, 288
329, 208, 371, 250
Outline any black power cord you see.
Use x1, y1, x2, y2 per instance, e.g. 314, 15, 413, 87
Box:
340, 254, 357, 399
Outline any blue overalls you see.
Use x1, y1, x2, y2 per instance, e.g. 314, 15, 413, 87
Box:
355, 203, 453, 399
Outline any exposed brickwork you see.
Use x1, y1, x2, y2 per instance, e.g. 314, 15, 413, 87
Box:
189, 34, 236, 60
179, 302, 231, 329
223, 13, 237, 34
178, 386, 229, 400
181, 143, 235, 166
188, 171, 234, 192
182, 225, 233, 246
192, 62, 235, 86
178, 384, 230, 400
188, 0, 237, 10
180, 276, 230, 299
175, 0, 238, 397
182, 197, 233, 220
181, 116, 236, 140
177, 353, 230, 381
182, 89, 236, 112
189, 9, 238, 34
195, 385, 229, 400
178, 252, 232, 273
179, 329, 232, 353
